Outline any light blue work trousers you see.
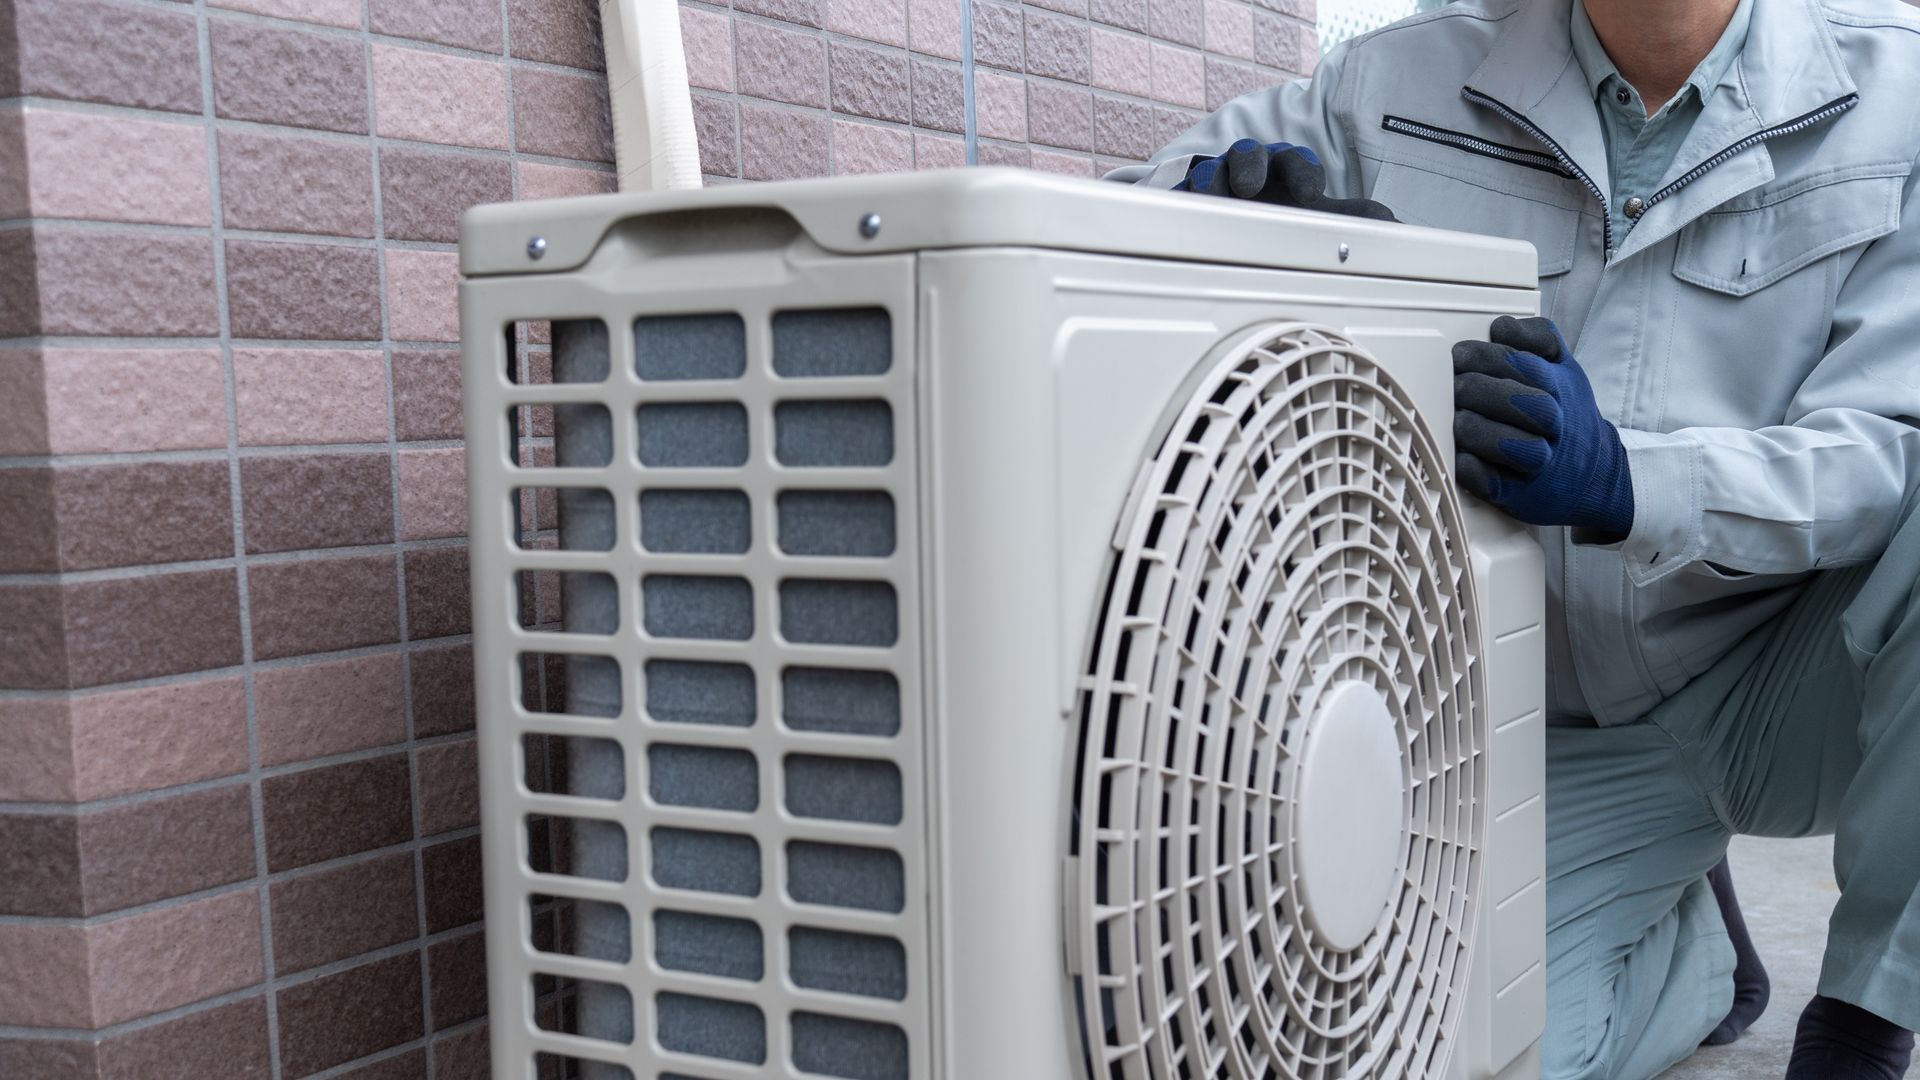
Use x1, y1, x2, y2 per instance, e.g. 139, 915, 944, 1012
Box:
1543, 501, 1920, 1079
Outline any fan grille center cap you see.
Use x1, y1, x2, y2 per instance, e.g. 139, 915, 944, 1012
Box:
1294, 680, 1408, 952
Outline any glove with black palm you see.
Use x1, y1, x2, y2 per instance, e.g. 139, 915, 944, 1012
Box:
1176, 139, 1397, 221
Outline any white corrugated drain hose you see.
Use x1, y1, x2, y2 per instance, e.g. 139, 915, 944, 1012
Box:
602, 0, 703, 190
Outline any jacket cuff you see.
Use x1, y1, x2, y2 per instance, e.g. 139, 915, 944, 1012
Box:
1591, 428, 1702, 586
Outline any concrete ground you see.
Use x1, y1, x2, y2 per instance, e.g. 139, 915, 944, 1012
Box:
1660, 834, 1913, 1079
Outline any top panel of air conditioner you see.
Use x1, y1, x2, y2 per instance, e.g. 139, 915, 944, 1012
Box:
461, 167, 1538, 289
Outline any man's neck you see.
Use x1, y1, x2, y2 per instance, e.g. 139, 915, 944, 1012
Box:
1582, 0, 1741, 114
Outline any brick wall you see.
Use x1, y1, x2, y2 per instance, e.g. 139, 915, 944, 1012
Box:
683, 0, 1319, 180
0, 0, 1314, 1076
0, 0, 615, 1076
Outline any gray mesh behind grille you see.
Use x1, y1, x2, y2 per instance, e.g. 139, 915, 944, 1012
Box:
789, 927, 907, 1000
779, 580, 899, 647
641, 489, 752, 553
645, 575, 754, 640
782, 667, 901, 737
777, 491, 895, 557
639, 403, 750, 467
773, 400, 893, 467
784, 755, 902, 825
646, 660, 755, 727
636, 313, 747, 381
535, 898, 631, 962
772, 308, 892, 378
547, 405, 612, 466
648, 744, 759, 811
532, 817, 628, 881
787, 841, 905, 913
656, 993, 766, 1064
653, 910, 764, 980
524, 735, 626, 799
652, 827, 761, 896
552, 319, 611, 383
791, 1012, 910, 1080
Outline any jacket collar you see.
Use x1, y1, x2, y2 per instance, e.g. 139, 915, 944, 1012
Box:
1463, 0, 1858, 263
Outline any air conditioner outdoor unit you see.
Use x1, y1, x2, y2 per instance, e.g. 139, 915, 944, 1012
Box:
460, 170, 1547, 1080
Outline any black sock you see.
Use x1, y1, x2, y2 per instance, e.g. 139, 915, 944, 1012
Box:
1701, 855, 1771, 1046
1786, 996, 1915, 1080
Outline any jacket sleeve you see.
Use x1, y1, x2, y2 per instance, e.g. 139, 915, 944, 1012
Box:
1606, 163, 1920, 586
1103, 45, 1361, 199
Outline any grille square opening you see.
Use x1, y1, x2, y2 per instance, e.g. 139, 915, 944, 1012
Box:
517, 570, 618, 634
787, 840, 904, 913
645, 575, 753, 641
635, 312, 747, 381
518, 653, 621, 719
527, 816, 628, 882
772, 308, 892, 378
654, 909, 764, 983
652, 827, 760, 897
657, 992, 767, 1064
530, 894, 632, 963
648, 744, 759, 812
646, 659, 755, 727
789, 926, 907, 1000
777, 490, 895, 557
778, 579, 898, 647
774, 400, 893, 467
638, 402, 749, 467
782, 667, 900, 737
791, 1012, 909, 1080
641, 489, 751, 554
522, 734, 625, 799
512, 487, 614, 550
784, 754, 902, 825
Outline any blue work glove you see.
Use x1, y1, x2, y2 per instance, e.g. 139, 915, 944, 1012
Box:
1452, 316, 1634, 541
1176, 139, 1397, 222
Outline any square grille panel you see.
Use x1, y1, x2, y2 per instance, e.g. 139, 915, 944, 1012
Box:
466, 249, 928, 1080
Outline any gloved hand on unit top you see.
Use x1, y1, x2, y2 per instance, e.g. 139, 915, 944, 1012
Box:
1452, 316, 1635, 542
1175, 139, 1398, 222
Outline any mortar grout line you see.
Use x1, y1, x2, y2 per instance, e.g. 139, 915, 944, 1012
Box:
184, 1, 289, 1076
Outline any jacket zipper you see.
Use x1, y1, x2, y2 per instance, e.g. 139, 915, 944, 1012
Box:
1640, 93, 1860, 213
1380, 116, 1574, 179
1463, 87, 1863, 262
1461, 86, 1616, 258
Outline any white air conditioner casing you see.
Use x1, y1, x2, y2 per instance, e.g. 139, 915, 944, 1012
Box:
460, 170, 1547, 1080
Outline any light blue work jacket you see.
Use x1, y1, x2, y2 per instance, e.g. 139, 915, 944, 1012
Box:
1111, 0, 1920, 725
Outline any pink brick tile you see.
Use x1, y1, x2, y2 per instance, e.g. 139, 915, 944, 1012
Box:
1025, 9, 1091, 83
914, 132, 966, 170
220, 129, 375, 238
1204, 0, 1255, 59
828, 0, 908, 47
0, 891, 263, 1027
416, 738, 479, 835
211, 20, 368, 135
28, 230, 220, 337
209, 0, 362, 28
681, 6, 734, 92
1092, 27, 1152, 96
38, 348, 227, 455
1032, 147, 1098, 177
1255, 13, 1317, 75
398, 447, 468, 540
234, 349, 388, 446
257, 653, 406, 766
740, 103, 829, 181
0, 349, 47, 456
0, 698, 72, 802
1204, 54, 1266, 110
370, 0, 501, 52
0, 923, 90, 1027
736, 21, 827, 108
1149, 0, 1204, 47
908, 0, 963, 59
68, 679, 249, 801
973, 68, 1027, 143
832, 120, 913, 175
89, 890, 265, 1026
372, 44, 509, 151
692, 97, 739, 178
386, 249, 461, 343
1029, 81, 1094, 152
15, 108, 210, 226
512, 70, 614, 163
517, 162, 616, 200
1151, 43, 1205, 108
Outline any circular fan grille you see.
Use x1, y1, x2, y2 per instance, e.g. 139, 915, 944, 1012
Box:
1070, 323, 1487, 1080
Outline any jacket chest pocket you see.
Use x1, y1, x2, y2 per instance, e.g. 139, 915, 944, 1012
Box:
1672, 167, 1905, 295
1661, 168, 1905, 428
1368, 159, 1587, 309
